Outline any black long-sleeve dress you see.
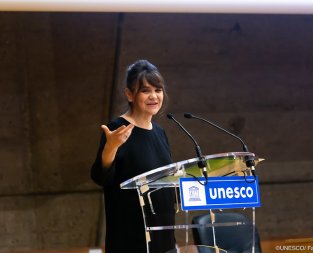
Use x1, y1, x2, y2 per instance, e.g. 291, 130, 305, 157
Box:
91, 117, 176, 253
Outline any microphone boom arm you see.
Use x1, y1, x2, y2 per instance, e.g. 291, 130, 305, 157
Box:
167, 113, 208, 180
184, 113, 248, 152
184, 113, 256, 175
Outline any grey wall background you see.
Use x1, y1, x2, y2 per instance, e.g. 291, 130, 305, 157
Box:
0, 12, 313, 252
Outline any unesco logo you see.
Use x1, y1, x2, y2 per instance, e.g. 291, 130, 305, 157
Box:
208, 186, 254, 199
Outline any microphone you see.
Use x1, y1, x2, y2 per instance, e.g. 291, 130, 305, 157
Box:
167, 113, 208, 180
183, 113, 256, 174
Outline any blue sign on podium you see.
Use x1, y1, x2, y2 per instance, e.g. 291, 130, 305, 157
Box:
179, 176, 261, 211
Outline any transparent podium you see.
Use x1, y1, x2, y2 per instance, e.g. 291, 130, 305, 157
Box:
120, 152, 262, 253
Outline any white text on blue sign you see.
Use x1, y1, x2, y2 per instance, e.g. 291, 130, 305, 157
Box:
179, 176, 261, 211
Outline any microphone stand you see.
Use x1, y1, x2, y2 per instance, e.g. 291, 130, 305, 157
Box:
167, 113, 208, 183
184, 113, 256, 179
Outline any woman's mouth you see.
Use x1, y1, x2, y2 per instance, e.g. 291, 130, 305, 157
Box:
147, 102, 158, 106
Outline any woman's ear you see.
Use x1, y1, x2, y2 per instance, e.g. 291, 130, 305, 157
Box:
125, 88, 133, 103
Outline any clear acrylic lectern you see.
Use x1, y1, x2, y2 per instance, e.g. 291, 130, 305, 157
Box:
120, 152, 262, 253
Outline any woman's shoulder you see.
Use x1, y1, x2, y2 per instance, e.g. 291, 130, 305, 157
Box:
152, 121, 166, 134
107, 117, 129, 130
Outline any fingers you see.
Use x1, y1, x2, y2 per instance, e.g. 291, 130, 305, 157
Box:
101, 123, 134, 142
101, 124, 110, 134
123, 125, 134, 140
120, 123, 134, 135
112, 124, 133, 135
117, 124, 134, 141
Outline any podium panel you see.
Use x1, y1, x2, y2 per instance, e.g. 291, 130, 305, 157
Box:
120, 152, 263, 253
121, 152, 260, 189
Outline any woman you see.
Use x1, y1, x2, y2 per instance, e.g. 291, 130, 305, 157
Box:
91, 60, 176, 253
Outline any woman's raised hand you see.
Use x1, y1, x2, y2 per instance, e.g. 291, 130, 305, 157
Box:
101, 124, 134, 149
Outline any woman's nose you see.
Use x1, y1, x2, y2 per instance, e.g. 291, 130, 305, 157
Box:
149, 92, 157, 99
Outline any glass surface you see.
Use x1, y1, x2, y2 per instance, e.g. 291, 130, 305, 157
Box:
121, 152, 262, 189
167, 245, 227, 253
146, 221, 246, 231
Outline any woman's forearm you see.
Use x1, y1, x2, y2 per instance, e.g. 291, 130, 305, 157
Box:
101, 143, 118, 169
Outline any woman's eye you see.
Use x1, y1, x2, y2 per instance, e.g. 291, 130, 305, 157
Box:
141, 89, 150, 93
140, 87, 163, 93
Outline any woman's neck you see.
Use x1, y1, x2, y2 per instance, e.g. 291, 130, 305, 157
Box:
122, 111, 153, 130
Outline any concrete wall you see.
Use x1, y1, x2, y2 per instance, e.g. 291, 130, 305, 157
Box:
0, 12, 117, 251
0, 12, 313, 251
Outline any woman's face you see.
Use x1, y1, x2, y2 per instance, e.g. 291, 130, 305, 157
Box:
127, 80, 164, 117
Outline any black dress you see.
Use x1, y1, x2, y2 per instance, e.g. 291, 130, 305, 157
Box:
91, 117, 176, 253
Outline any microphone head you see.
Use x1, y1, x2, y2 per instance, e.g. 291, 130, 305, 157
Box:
167, 113, 174, 120
184, 112, 193, 119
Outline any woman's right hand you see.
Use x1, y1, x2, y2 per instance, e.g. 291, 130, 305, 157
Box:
100, 124, 134, 168
101, 123, 134, 149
